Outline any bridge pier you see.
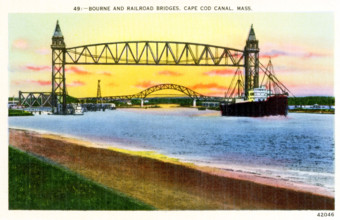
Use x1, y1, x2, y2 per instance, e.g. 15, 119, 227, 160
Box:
141, 99, 144, 107
193, 99, 196, 107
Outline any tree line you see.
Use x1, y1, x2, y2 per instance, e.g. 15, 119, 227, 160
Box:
288, 96, 334, 106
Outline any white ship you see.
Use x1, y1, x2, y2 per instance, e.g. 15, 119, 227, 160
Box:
73, 104, 84, 115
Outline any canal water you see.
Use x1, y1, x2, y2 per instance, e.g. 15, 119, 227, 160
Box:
9, 108, 334, 194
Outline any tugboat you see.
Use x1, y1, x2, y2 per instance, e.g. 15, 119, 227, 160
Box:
109, 103, 116, 110
73, 103, 84, 115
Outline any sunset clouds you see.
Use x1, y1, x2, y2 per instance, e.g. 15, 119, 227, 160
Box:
8, 13, 334, 97
66, 66, 90, 75
107, 82, 117, 87
97, 71, 112, 76
158, 70, 183, 76
25, 65, 50, 71
12, 79, 85, 87
260, 49, 329, 59
12, 39, 50, 56
203, 69, 235, 76
67, 80, 86, 87
12, 39, 28, 50
13, 80, 51, 86
135, 81, 158, 88
190, 83, 227, 91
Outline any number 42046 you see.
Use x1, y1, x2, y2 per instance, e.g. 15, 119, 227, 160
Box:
317, 212, 334, 217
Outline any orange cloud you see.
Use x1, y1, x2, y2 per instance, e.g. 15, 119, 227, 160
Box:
66, 66, 91, 75
107, 82, 117, 86
204, 91, 226, 97
302, 52, 328, 59
203, 69, 235, 76
190, 83, 227, 91
135, 81, 158, 88
158, 70, 183, 76
13, 80, 51, 86
25, 65, 50, 71
67, 80, 86, 87
34, 80, 51, 86
33, 80, 51, 86
98, 71, 112, 76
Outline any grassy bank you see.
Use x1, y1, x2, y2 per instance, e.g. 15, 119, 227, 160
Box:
8, 109, 33, 116
8, 146, 154, 210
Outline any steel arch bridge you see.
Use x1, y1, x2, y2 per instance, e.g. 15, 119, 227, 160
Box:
79, 83, 223, 102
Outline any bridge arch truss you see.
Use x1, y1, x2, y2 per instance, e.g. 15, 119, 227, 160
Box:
80, 83, 223, 102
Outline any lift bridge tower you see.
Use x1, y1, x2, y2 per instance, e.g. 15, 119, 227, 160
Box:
51, 20, 66, 114
244, 24, 260, 99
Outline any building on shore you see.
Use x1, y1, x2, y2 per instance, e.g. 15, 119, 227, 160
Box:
288, 104, 335, 110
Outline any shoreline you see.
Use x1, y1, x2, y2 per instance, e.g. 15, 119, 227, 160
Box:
9, 128, 334, 210
9, 125, 334, 197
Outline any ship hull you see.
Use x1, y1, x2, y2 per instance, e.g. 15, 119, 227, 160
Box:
220, 95, 288, 117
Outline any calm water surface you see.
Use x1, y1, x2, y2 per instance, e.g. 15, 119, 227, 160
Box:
9, 108, 334, 193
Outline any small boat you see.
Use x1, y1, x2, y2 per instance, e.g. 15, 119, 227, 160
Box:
74, 104, 84, 115
110, 103, 116, 110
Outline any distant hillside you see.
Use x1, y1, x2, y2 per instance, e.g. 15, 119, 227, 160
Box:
66, 95, 79, 103
288, 96, 334, 106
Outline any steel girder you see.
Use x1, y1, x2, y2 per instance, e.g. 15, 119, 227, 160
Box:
18, 91, 52, 107
64, 41, 244, 67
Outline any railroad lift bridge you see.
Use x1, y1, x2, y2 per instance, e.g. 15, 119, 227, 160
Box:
19, 21, 291, 114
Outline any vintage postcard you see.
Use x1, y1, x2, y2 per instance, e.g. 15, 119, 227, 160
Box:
1, 0, 338, 219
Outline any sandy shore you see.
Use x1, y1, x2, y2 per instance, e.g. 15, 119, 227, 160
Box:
9, 128, 334, 210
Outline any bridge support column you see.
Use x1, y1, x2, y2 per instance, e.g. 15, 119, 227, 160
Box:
141, 99, 144, 107
193, 99, 196, 107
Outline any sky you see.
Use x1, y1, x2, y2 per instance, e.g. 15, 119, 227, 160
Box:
8, 13, 334, 98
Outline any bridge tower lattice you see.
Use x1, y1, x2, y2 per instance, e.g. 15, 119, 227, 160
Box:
244, 24, 259, 99
51, 20, 66, 114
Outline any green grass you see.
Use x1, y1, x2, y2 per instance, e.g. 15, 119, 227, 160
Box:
8, 109, 33, 116
8, 146, 154, 210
